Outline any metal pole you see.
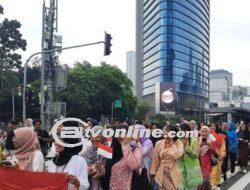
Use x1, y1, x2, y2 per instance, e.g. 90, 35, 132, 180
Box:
111, 102, 114, 122
40, 1, 45, 128
23, 41, 104, 122
12, 89, 15, 119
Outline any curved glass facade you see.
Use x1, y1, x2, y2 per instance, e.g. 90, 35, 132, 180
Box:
141, 0, 210, 112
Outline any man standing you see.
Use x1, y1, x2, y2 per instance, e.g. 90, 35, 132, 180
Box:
34, 120, 50, 157
3, 119, 18, 158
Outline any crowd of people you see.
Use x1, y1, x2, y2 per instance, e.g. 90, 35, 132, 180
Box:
0, 117, 249, 190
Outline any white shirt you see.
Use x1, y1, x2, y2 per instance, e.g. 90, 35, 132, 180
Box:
12, 150, 44, 172
47, 155, 89, 190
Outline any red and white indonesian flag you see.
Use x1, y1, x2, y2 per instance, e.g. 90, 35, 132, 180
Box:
0, 167, 67, 190
96, 143, 113, 159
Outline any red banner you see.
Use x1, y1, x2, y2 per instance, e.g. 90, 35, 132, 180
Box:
0, 167, 68, 190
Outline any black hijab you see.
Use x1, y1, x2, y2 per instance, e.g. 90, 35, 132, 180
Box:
101, 134, 124, 190
53, 138, 83, 166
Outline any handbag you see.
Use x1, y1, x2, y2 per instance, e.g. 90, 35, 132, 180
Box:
211, 156, 217, 166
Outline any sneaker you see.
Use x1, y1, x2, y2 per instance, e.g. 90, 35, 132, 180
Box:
229, 172, 235, 177
242, 168, 247, 174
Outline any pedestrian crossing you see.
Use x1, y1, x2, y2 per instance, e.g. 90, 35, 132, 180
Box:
228, 172, 250, 190
221, 165, 250, 190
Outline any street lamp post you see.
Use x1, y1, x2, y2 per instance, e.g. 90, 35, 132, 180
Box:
22, 41, 104, 123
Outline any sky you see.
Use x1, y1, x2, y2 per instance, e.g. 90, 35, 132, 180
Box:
1, 0, 250, 86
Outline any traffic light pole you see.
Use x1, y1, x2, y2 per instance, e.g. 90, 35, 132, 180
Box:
22, 41, 104, 123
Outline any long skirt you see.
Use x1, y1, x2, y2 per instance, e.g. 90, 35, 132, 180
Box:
210, 159, 223, 188
238, 141, 248, 168
158, 168, 177, 190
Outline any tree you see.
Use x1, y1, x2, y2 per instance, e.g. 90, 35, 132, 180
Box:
56, 62, 137, 120
135, 101, 150, 121
0, 18, 27, 89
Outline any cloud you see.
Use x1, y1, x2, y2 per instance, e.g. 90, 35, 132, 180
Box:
211, 0, 250, 86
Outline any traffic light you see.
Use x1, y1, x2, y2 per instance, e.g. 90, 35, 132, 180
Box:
0, 5, 3, 14
104, 32, 112, 56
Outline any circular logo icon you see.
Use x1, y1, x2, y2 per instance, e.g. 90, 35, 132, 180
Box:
51, 117, 87, 148
161, 90, 174, 104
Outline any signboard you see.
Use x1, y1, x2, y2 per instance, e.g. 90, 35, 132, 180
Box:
114, 99, 122, 108
160, 83, 176, 112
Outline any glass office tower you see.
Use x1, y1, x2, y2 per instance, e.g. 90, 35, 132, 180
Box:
136, 0, 210, 115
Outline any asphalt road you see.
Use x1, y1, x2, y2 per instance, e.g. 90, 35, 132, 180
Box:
221, 166, 250, 190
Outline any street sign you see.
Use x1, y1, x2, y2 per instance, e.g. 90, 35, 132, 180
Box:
114, 99, 122, 108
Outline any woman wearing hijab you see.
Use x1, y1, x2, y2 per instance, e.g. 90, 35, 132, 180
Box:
134, 124, 153, 178
179, 123, 203, 190
3, 127, 44, 172
101, 132, 123, 190
47, 137, 89, 190
226, 123, 238, 176
199, 126, 218, 190
150, 124, 184, 190
131, 125, 153, 190
209, 123, 226, 189
109, 125, 142, 190
82, 126, 106, 190
237, 122, 249, 174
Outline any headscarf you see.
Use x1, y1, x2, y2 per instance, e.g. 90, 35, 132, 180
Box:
83, 126, 104, 164
13, 127, 40, 171
134, 124, 152, 149
226, 123, 238, 153
53, 138, 82, 166
87, 118, 98, 128
199, 126, 212, 156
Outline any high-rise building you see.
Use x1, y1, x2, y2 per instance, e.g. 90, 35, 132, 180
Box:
126, 51, 136, 95
209, 69, 233, 105
136, 0, 210, 115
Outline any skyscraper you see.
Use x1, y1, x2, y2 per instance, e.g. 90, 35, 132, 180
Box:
136, 0, 210, 115
126, 51, 136, 95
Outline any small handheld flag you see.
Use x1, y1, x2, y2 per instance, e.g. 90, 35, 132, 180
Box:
96, 143, 113, 159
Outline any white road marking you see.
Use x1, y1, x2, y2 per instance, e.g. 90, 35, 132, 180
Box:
228, 172, 250, 190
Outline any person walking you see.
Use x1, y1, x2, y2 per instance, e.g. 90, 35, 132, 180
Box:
210, 123, 226, 190
199, 126, 218, 190
109, 126, 142, 190
220, 122, 229, 181
150, 124, 184, 190
226, 123, 238, 176
179, 123, 203, 190
131, 125, 153, 190
237, 122, 249, 174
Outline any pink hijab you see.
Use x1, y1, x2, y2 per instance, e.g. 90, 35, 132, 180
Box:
13, 127, 40, 171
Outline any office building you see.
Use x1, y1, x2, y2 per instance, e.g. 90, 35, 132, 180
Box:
126, 51, 136, 95
209, 69, 233, 105
136, 0, 210, 115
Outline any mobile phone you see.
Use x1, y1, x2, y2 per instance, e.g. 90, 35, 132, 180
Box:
1, 160, 14, 166
202, 138, 207, 143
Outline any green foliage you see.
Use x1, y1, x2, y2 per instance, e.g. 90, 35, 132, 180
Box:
135, 101, 150, 121
0, 19, 27, 70
56, 62, 137, 120
0, 18, 27, 119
